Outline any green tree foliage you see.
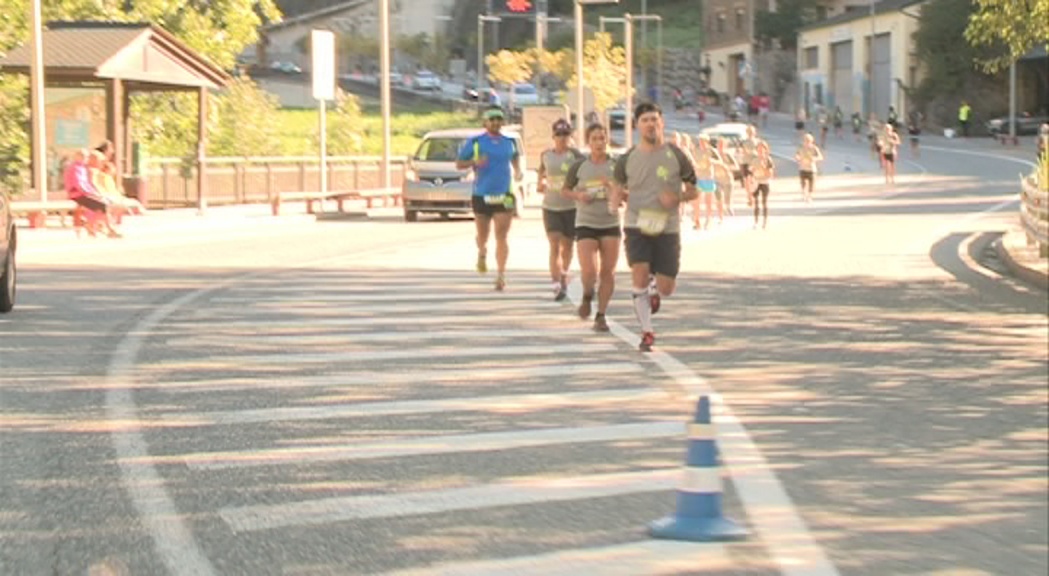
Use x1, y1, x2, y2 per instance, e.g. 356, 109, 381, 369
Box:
0, 0, 283, 183
567, 32, 627, 115
965, 0, 1049, 72
913, 0, 1000, 104
754, 0, 821, 50
321, 89, 366, 156
210, 77, 282, 157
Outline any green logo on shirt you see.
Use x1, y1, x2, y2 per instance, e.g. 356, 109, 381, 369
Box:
657, 165, 669, 181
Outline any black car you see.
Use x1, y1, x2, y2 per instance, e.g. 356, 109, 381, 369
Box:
1, 182, 15, 312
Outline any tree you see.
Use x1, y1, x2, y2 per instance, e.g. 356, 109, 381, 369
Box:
485, 49, 535, 87
323, 89, 366, 156
965, 0, 1049, 72
209, 78, 281, 157
567, 32, 628, 115
754, 0, 822, 51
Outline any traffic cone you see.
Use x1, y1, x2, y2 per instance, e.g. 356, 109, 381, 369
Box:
648, 395, 748, 542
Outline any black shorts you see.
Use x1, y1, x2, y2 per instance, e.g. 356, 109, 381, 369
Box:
799, 170, 814, 184
795, 121, 805, 130
624, 228, 681, 278
472, 194, 514, 216
754, 183, 770, 198
73, 195, 109, 213
883, 152, 895, 163
543, 209, 576, 237
739, 164, 751, 179
576, 226, 621, 241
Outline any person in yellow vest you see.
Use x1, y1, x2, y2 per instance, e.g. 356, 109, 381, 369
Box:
958, 100, 972, 138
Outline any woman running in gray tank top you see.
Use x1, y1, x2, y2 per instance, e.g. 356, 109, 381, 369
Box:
563, 123, 620, 332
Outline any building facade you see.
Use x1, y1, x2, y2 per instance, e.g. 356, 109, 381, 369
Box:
796, 0, 926, 120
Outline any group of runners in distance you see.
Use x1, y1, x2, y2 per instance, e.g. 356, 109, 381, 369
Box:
456, 101, 870, 352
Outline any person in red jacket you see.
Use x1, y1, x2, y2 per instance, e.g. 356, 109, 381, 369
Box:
64, 148, 122, 238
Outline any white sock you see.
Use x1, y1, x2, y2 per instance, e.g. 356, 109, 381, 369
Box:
632, 289, 653, 333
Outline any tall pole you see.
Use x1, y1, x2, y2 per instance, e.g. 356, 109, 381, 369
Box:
477, 16, 484, 92
625, 14, 633, 148
657, 18, 662, 108
574, 0, 585, 146
319, 98, 327, 194
640, 0, 647, 100
380, 0, 391, 189
1008, 59, 1017, 143
29, 0, 46, 200
536, 0, 545, 91
867, 0, 874, 119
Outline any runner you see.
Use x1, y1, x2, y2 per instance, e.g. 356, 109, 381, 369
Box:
833, 106, 844, 140
563, 123, 621, 332
712, 137, 738, 216
739, 124, 764, 208
880, 123, 901, 186
455, 107, 524, 291
817, 106, 829, 148
690, 135, 719, 229
610, 102, 699, 352
907, 110, 923, 158
750, 142, 775, 229
794, 133, 824, 203
536, 118, 584, 301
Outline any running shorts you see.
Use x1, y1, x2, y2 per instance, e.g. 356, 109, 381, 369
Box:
576, 226, 621, 241
543, 208, 576, 237
472, 194, 515, 216
624, 228, 681, 278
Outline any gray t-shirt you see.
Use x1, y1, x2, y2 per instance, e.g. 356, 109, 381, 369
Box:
564, 156, 619, 230
613, 143, 696, 235
539, 148, 583, 211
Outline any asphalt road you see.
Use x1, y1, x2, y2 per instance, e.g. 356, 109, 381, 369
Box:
2, 115, 1046, 575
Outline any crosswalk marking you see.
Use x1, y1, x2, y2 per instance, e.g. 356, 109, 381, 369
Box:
220, 468, 681, 532
149, 343, 618, 367
185, 300, 572, 316
166, 421, 683, 470
161, 387, 663, 426
210, 291, 554, 303
133, 361, 647, 393
381, 540, 732, 576
163, 328, 595, 347
169, 314, 572, 329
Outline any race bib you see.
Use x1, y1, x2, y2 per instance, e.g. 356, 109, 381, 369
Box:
637, 208, 669, 236
585, 183, 607, 200
484, 194, 513, 208
547, 176, 564, 191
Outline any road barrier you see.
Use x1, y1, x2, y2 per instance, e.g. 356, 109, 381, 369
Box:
1019, 171, 1048, 257
649, 395, 748, 542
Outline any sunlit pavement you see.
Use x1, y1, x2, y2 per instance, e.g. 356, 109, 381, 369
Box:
2, 118, 1046, 575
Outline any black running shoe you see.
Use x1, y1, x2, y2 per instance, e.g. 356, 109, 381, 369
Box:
578, 294, 593, 319
554, 288, 568, 302
593, 313, 610, 332
639, 331, 655, 352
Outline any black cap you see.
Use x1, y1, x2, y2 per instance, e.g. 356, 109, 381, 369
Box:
552, 119, 572, 135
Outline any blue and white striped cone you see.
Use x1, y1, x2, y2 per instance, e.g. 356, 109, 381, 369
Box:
648, 395, 748, 542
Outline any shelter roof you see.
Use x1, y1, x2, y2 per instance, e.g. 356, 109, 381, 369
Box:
0, 21, 231, 91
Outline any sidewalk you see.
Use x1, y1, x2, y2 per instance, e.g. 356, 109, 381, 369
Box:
996, 228, 1049, 290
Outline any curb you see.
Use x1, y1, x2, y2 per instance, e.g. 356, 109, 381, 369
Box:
995, 230, 1049, 290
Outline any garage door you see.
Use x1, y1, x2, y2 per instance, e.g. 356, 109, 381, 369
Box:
831, 41, 853, 115
872, 33, 891, 120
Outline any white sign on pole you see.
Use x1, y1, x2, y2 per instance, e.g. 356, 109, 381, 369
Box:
311, 29, 335, 101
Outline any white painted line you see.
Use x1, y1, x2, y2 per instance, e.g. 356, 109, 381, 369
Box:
170, 421, 683, 470
156, 343, 618, 367
140, 361, 646, 393
186, 300, 569, 316
921, 145, 1037, 168
211, 292, 552, 303
164, 328, 593, 347
380, 540, 731, 576
164, 387, 662, 426
566, 281, 840, 576
220, 468, 681, 533
170, 314, 563, 329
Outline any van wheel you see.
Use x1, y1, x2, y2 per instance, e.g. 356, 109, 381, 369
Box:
404, 210, 418, 222
0, 240, 15, 314
440, 212, 451, 221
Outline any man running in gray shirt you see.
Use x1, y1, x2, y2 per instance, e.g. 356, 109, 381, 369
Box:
611, 102, 698, 351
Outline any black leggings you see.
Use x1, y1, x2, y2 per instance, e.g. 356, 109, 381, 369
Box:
753, 183, 769, 221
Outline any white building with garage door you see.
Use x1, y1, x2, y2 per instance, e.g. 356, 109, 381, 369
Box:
796, 0, 927, 121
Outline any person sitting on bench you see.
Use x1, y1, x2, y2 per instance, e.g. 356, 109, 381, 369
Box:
64, 148, 122, 238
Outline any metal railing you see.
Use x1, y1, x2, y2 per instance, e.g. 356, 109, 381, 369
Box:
1020, 168, 1049, 257
143, 155, 408, 208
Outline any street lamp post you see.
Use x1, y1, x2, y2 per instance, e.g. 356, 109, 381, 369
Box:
478, 14, 502, 96
380, 0, 391, 189
867, 0, 875, 119
28, 0, 46, 200
574, 1, 620, 146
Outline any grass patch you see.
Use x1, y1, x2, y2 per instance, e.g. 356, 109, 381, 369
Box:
276, 108, 479, 157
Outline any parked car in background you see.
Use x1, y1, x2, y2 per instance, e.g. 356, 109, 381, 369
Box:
985, 113, 1049, 137
411, 70, 442, 91
1, 182, 16, 313
509, 83, 540, 109
607, 104, 627, 129
402, 127, 536, 222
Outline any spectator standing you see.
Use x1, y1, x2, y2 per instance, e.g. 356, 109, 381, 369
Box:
958, 100, 972, 137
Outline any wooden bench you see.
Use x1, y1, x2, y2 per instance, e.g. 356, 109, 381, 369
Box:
271, 188, 403, 216
9, 200, 83, 229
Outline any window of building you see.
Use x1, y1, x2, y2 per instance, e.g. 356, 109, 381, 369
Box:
805, 46, 818, 69
736, 8, 745, 30
717, 13, 725, 33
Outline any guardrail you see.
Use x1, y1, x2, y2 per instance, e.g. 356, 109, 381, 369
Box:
1019, 171, 1049, 257
143, 155, 409, 209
